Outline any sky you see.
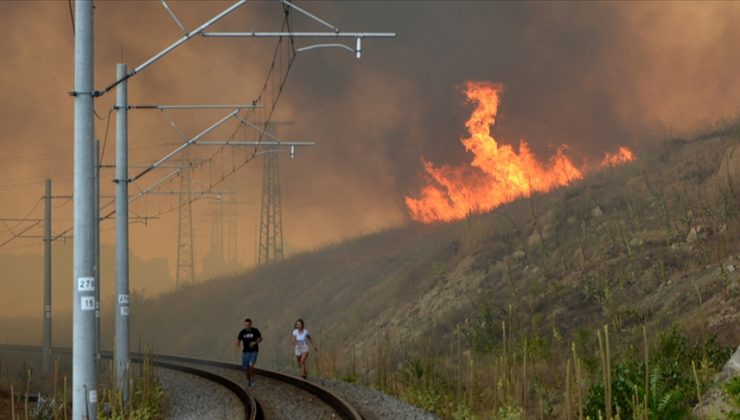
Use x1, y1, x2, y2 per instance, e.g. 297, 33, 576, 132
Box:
2, 1, 740, 300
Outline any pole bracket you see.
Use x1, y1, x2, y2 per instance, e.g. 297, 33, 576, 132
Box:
69, 90, 104, 97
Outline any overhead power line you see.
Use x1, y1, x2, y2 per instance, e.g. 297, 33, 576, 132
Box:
0, 197, 43, 235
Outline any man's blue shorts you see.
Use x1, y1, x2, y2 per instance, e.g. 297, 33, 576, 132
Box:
242, 351, 258, 367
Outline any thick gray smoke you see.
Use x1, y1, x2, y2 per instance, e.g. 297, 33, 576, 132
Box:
1, 2, 739, 309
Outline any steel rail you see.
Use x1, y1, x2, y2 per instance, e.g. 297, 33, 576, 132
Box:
138, 353, 364, 420
0, 344, 260, 420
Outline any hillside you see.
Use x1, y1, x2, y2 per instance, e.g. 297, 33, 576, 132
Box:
64, 128, 740, 416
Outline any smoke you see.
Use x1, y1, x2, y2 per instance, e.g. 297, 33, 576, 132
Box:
281, 1, 740, 228
1, 1, 740, 297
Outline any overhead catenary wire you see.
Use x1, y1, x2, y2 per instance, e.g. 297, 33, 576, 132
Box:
0, 190, 74, 249
53, 196, 74, 209
4, 3, 298, 252
173, 9, 297, 207
0, 220, 42, 249
99, 108, 114, 163
1, 3, 298, 235
0, 196, 43, 235
108, 5, 298, 225
4, 241, 48, 251
0, 150, 74, 165
67, 0, 75, 35
0, 176, 72, 191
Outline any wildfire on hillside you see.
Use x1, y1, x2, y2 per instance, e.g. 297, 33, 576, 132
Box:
600, 146, 635, 168
405, 81, 635, 223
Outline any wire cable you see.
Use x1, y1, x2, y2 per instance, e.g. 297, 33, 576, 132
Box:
0, 197, 43, 235
93, 4, 299, 232
0, 220, 42, 249
99, 108, 114, 163
53, 196, 73, 209
67, 0, 75, 35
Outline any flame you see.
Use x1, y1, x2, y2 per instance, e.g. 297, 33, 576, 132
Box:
405, 81, 634, 223
600, 146, 635, 167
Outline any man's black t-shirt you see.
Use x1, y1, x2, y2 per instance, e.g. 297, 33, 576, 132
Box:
237, 328, 262, 353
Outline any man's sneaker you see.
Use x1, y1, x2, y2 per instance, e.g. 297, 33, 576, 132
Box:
249, 379, 256, 387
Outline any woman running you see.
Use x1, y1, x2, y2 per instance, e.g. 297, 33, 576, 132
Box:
292, 319, 317, 379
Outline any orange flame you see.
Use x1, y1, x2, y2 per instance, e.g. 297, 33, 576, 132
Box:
600, 146, 635, 167
405, 81, 634, 223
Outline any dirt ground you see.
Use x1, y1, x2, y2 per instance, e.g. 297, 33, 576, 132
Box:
0, 392, 20, 419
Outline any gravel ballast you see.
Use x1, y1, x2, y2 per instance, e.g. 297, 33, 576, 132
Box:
181, 361, 438, 420
158, 368, 245, 420
207, 366, 340, 420
312, 377, 439, 420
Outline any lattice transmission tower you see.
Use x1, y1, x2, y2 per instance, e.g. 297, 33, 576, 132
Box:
226, 194, 238, 266
258, 123, 284, 265
202, 192, 240, 275
176, 166, 195, 286
209, 195, 224, 266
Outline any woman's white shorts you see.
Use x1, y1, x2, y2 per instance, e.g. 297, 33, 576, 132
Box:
295, 342, 309, 356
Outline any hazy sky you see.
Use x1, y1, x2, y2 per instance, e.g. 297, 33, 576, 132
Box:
2, 1, 740, 283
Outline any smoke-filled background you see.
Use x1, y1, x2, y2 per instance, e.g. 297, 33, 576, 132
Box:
2, 1, 740, 318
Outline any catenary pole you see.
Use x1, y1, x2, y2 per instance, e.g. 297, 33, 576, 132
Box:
114, 63, 130, 401
94, 140, 101, 364
42, 178, 52, 376
72, 0, 97, 418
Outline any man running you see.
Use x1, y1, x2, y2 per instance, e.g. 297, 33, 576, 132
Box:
235, 318, 262, 386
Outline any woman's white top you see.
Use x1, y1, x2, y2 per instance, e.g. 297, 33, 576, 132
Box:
293, 328, 310, 355
293, 328, 310, 344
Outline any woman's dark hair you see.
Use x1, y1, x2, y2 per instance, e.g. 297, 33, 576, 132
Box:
294, 318, 305, 328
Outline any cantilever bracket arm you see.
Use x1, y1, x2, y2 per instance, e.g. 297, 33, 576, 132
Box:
96, 0, 248, 97
234, 115, 281, 141
130, 109, 240, 183
200, 32, 395, 58
193, 140, 314, 146
124, 104, 263, 110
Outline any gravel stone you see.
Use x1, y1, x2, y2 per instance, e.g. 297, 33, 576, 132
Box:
311, 377, 439, 420
158, 368, 245, 420
196, 366, 340, 420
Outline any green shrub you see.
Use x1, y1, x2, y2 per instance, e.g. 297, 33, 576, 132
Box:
725, 376, 740, 407
583, 327, 732, 419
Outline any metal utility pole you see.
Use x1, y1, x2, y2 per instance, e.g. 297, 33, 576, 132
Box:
63, 2, 392, 416
94, 140, 101, 363
114, 63, 130, 400
176, 166, 195, 286
42, 179, 52, 376
72, 0, 97, 418
258, 124, 284, 265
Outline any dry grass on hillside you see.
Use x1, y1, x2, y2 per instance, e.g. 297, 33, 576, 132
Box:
117, 126, 740, 418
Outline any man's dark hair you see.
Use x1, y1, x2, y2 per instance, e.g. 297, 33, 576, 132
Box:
244, 318, 252, 323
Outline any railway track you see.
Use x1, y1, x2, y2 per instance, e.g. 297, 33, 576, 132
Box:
0, 344, 363, 420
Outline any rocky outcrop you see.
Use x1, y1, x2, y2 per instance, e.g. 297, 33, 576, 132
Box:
694, 345, 740, 418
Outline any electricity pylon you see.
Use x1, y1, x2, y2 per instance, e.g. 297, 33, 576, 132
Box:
226, 194, 238, 266
200, 195, 225, 279
200, 191, 243, 278
258, 123, 285, 265
176, 166, 195, 287
209, 196, 224, 266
